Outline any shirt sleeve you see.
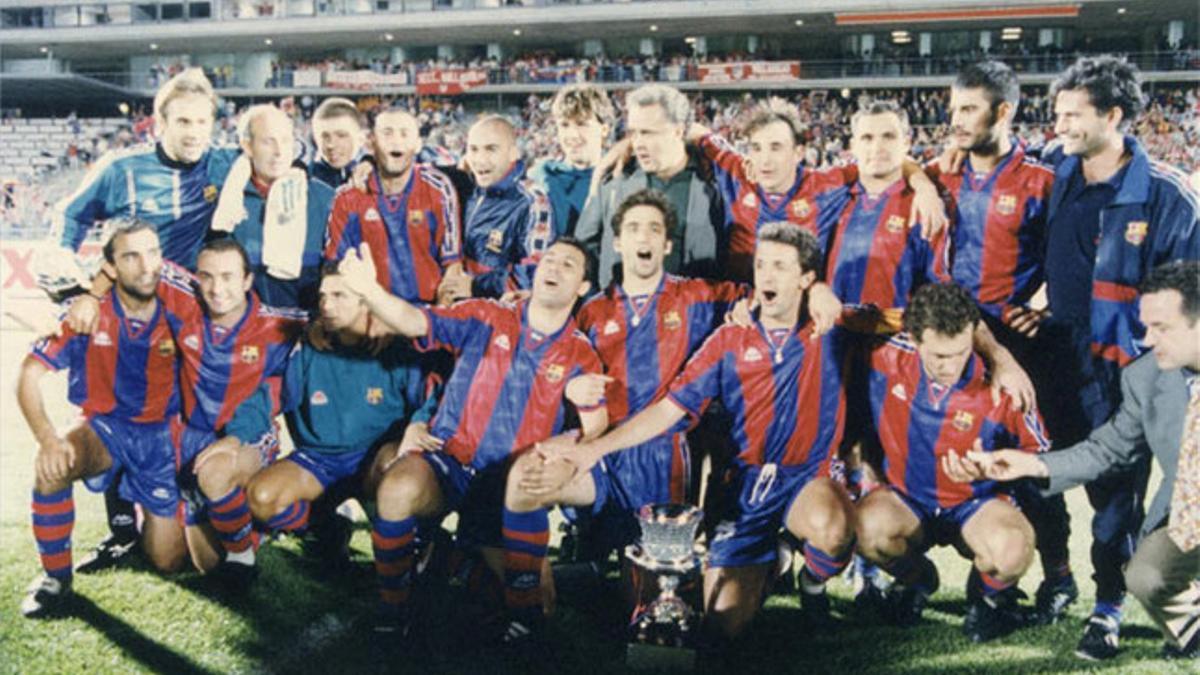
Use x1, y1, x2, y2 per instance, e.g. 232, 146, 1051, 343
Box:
323, 190, 358, 263
52, 154, 119, 251
414, 300, 494, 353
224, 380, 275, 444
667, 328, 729, 420
428, 167, 462, 267
30, 323, 80, 372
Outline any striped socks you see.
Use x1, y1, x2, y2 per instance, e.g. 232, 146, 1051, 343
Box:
32, 488, 74, 581
209, 487, 255, 565
265, 500, 311, 534
372, 516, 417, 618
502, 507, 549, 623
802, 541, 853, 586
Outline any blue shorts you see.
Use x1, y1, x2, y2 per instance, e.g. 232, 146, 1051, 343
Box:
175, 423, 280, 526
85, 415, 178, 519
585, 433, 692, 548
287, 446, 374, 490
420, 451, 507, 549
891, 487, 1017, 549
707, 461, 821, 569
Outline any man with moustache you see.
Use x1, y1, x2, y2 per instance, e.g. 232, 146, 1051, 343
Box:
41, 68, 238, 572
324, 105, 463, 307
20, 220, 197, 616
931, 61, 1075, 624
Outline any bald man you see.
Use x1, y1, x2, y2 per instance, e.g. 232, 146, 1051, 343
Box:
218, 104, 336, 310
458, 115, 555, 298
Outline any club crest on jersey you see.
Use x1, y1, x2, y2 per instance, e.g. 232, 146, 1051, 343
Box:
204, 185, 218, 203
183, 334, 201, 351
487, 229, 505, 254
365, 208, 381, 222
241, 345, 260, 364
603, 320, 620, 336
1124, 221, 1148, 246
995, 194, 1017, 215
891, 383, 907, 401
94, 332, 113, 347
311, 390, 328, 405
663, 310, 682, 330
157, 339, 175, 357
365, 387, 383, 405
743, 347, 763, 363
408, 210, 424, 227
791, 199, 811, 219
886, 215, 906, 233
544, 364, 565, 383
493, 334, 511, 351
952, 410, 974, 431
742, 193, 758, 208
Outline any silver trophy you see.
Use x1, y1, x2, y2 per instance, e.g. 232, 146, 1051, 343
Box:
625, 503, 703, 670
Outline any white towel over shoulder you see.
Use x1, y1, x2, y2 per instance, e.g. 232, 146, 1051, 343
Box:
262, 167, 309, 280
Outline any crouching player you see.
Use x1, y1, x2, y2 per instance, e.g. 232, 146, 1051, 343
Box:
335, 238, 607, 640
856, 282, 1049, 641
170, 238, 304, 582
539, 222, 856, 641
18, 219, 194, 616
243, 263, 437, 579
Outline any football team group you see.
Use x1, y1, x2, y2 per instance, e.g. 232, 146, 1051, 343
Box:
13, 51, 1200, 663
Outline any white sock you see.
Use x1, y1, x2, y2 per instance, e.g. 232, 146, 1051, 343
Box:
226, 548, 255, 566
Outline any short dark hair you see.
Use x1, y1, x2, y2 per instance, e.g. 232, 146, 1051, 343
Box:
198, 236, 251, 275
851, 99, 911, 137
954, 60, 1020, 110
756, 221, 821, 275
904, 282, 981, 340
102, 217, 158, 263
1140, 260, 1200, 323
1050, 55, 1146, 129
314, 97, 363, 128
548, 236, 596, 284
320, 260, 341, 279
612, 188, 677, 239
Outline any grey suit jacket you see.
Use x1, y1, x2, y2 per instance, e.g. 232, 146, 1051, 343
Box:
576, 147, 727, 289
1043, 353, 1191, 537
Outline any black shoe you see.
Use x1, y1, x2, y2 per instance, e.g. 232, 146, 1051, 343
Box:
1074, 613, 1120, 661
888, 561, 939, 627
210, 560, 258, 592
372, 610, 411, 637
963, 595, 1028, 643
1034, 576, 1079, 625
75, 534, 137, 574
497, 616, 542, 648
797, 566, 830, 623
1161, 636, 1199, 660
20, 574, 73, 618
854, 579, 890, 615
301, 511, 353, 568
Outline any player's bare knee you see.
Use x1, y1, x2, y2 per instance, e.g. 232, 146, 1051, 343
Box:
247, 478, 283, 520
984, 528, 1033, 579
376, 468, 424, 519
196, 454, 235, 499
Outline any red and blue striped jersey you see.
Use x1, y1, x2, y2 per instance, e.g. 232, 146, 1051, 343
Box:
324, 164, 462, 304
867, 334, 1051, 509
825, 180, 934, 312
667, 320, 848, 470
930, 146, 1053, 321
417, 299, 603, 470
175, 292, 304, 437
577, 274, 747, 425
30, 263, 196, 422
700, 133, 854, 281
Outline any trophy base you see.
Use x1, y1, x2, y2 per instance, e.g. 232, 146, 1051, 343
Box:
625, 642, 697, 671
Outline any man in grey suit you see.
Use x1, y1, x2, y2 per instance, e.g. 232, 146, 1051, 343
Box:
576, 83, 727, 288
947, 260, 1200, 659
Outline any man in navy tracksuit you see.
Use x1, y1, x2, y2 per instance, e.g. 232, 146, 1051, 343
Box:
1023, 55, 1200, 661
457, 115, 555, 299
